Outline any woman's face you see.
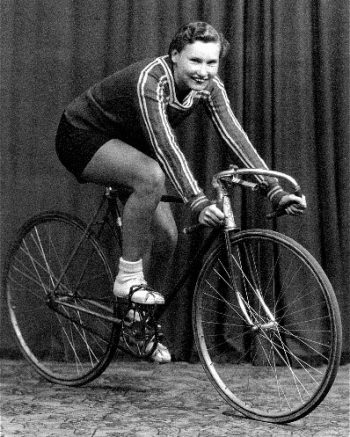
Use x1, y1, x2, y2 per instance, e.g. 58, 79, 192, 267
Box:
171, 40, 220, 93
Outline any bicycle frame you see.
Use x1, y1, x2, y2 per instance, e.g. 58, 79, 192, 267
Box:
50, 167, 302, 333
51, 187, 223, 326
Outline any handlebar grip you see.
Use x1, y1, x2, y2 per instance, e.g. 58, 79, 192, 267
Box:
266, 193, 305, 219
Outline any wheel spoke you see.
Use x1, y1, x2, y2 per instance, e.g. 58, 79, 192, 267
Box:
5, 213, 119, 385
194, 230, 341, 423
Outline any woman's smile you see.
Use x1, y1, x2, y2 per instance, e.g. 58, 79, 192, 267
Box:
171, 41, 220, 94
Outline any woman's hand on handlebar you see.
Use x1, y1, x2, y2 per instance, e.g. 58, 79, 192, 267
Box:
279, 194, 307, 215
198, 204, 225, 227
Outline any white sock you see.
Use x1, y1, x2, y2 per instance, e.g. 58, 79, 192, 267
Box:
114, 258, 146, 297
116, 257, 145, 283
113, 257, 165, 305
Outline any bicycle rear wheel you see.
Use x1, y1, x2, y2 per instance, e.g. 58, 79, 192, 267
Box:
193, 229, 342, 423
4, 211, 120, 386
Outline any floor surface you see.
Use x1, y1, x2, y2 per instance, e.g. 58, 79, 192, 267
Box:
0, 359, 349, 436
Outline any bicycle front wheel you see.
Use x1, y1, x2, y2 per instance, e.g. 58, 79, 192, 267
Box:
4, 211, 120, 386
193, 229, 342, 423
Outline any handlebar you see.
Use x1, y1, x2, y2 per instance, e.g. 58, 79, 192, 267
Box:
183, 167, 304, 234
214, 167, 303, 220
212, 168, 302, 197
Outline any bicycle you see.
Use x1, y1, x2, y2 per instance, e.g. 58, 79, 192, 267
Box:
3, 167, 342, 424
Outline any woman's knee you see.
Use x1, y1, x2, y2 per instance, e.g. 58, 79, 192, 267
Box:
136, 160, 166, 197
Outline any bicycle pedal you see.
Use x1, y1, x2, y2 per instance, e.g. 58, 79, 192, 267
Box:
124, 308, 142, 323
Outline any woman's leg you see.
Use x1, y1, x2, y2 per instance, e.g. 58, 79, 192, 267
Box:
81, 139, 175, 304
82, 139, 175, 361
82, 139, 166, 260
145, 201, 178, 295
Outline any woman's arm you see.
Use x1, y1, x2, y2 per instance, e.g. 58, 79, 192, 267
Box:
204, 76, 288, 206
204, 76, 306, 214
137, 64, 211, 215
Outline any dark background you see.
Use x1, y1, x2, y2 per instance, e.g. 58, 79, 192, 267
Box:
1, 0, 349, 360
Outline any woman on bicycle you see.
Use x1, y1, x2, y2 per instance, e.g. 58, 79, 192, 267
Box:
55, 22, 306, 362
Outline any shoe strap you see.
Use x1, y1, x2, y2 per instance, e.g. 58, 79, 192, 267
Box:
129, 283, 158, 304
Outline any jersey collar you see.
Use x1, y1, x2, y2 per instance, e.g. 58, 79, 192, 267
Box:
159, 55, 197, 110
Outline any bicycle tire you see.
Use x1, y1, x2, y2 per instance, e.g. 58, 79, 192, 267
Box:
193, 229, 342, 423
4, 211, 120, 386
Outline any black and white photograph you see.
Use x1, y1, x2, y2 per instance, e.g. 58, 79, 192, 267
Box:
1, 0, 349, 435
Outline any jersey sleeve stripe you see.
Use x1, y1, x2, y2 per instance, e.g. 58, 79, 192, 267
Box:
137, 60, 201, 201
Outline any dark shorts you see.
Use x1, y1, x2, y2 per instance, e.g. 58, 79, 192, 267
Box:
55, 114, 112, 182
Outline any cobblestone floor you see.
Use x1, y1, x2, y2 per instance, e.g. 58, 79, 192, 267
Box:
0, 359, 349, 436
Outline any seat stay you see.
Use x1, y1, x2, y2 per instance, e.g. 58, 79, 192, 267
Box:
51, 195, 107, 295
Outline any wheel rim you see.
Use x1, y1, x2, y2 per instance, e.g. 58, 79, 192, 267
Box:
194, 230, 341, 422
5, 214, 118, 385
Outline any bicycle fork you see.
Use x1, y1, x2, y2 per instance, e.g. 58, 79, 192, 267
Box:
218, 180, 277, 332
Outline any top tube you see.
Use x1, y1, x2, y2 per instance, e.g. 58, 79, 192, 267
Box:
104, 186, 183, 203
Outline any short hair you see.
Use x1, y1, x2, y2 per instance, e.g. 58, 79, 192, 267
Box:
168, 22, 230, 59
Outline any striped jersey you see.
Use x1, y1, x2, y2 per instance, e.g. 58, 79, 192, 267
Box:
65, 55, 281, 213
